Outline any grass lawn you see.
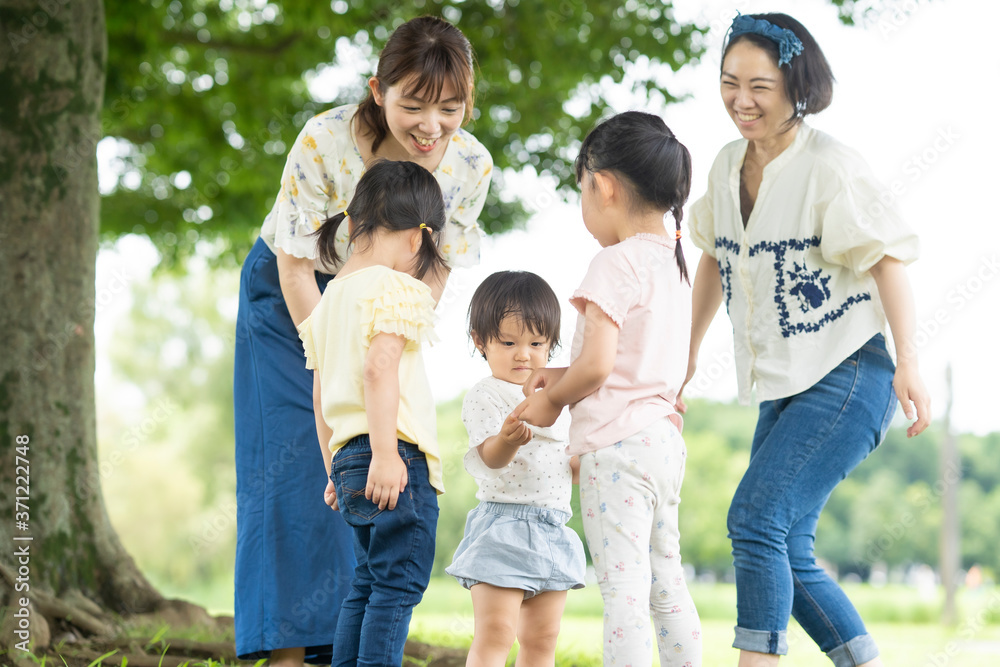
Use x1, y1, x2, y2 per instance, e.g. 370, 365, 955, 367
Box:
410, 578, 1000, 666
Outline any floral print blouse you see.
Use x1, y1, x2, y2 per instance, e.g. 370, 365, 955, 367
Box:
260, 104, 493, 272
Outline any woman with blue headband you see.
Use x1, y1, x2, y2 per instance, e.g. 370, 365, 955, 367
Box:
680, 13, 931, 667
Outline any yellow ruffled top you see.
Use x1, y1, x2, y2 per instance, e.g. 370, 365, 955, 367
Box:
298, 265, 444, 493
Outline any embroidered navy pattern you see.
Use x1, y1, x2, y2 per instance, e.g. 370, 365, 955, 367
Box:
714, 237, 740, 309
714, 235, 871, 338
788, 261, 831, 312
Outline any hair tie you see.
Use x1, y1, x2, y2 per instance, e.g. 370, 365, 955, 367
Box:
675, 229, 682, 241
419, 223, 428, 230
727, 13, 804, 66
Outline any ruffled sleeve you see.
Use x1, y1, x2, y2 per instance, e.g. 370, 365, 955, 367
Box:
358, 271, 438, 349
569, 248, 637, 327
436, 131, 494, 269
296, 315, 318, 370
268, 113, 343, 260
461, 382, 512, 481
820, 169, 920, 275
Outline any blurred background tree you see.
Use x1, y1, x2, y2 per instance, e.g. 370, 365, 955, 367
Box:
100, 0, 705, 264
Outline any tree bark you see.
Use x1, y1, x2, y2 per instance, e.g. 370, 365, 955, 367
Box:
0, 0, 163, 643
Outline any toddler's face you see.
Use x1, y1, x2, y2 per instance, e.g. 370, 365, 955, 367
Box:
474, 316, 551, 385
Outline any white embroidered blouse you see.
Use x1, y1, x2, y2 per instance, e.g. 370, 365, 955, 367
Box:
689, 124, 920, 404
260, 104, 493, 273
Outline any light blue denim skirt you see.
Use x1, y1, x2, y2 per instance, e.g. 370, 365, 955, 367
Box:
446, 501, 586, 599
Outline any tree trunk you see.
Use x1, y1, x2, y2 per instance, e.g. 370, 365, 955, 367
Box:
0, 0, 163, 648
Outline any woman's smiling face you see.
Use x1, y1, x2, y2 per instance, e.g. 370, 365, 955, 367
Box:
720, 39, 796, 143
371, 75, 464, 167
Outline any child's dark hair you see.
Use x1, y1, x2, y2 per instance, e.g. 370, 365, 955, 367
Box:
575, 111, 691, 284
468, 271, 561, 360
356, 15, 476, 154
722, 13, 834, 126
315, 159, 447, 280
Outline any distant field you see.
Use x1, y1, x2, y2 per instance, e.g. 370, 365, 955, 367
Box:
409, 578, 1000, 667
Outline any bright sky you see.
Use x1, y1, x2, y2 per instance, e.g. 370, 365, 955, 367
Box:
96, 0, 1000, 435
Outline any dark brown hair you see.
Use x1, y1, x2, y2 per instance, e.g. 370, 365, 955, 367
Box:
468, 271, 561, 360
355, 15, 475, 153
722, 13, 834, 125
314, 159, 448, 280
575, 111, 691, 284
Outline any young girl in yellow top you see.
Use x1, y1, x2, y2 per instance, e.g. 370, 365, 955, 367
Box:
297, 159, 448, 667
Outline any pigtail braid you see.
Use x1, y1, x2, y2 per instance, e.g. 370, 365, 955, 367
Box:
314, 211, 348, 268
672, 204, 690, 285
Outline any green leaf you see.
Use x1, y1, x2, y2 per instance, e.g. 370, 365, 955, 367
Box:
86, 650, 118, 667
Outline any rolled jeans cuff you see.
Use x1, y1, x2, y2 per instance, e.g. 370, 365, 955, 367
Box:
733, 626, 788, 655
828, 634, 879, 667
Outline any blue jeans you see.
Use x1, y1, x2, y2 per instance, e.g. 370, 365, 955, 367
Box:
728, 334, 896, 667
329, 436, 439, 667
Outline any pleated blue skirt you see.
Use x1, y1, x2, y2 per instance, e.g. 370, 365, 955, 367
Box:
234, 237, 355, 664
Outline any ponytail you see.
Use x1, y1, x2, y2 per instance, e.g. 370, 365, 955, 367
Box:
412, 223, 448, 282
670, 208, 690, 286
315, 211, 348, 269
576, 111, 692, 284
312, 160, 448, 280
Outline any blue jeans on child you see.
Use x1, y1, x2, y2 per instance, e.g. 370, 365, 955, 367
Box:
728, 334, 897, 667
329, 436, 439, 667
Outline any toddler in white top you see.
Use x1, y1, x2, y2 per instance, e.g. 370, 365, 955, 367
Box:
446, 270, 585, 667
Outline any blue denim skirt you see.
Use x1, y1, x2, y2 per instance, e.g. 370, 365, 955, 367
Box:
446, 501, 586, 598
234, 237, 354, 663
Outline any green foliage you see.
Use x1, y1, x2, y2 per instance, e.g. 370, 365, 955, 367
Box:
434, 394, 479, 574
101, 0, 705, 264
98, 261, 239, 599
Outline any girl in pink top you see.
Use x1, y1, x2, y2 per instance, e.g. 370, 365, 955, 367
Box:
516, 111, 701, 666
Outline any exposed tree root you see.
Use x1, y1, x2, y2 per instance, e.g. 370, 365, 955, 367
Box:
1, 562, 469, 666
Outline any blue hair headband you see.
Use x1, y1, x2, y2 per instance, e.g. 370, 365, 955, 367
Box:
727, 13, 804, 66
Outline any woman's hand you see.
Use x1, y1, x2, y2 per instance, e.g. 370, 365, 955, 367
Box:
869, 256, 931, 437
366, 452, 408, 510
324, 479, 339, 511
893, 360, 931, 438
513, 389, 562, 428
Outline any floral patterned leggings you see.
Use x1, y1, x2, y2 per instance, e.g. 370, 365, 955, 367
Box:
579, 418, 702, 667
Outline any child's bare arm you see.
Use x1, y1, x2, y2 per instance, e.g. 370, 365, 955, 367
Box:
678, 254, 724, 412
313, 372, 334, 475
477, 412, 533, 469
364, 332, 409, 510
516, 302, 618, 426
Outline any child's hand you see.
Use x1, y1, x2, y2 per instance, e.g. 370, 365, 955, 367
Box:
893, 360, 931, 437
675, 355, 697, 414
324, 479, 339, 511
513, 389, 561, 428
499, 412, 533, 448
366, 452, 408, 510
